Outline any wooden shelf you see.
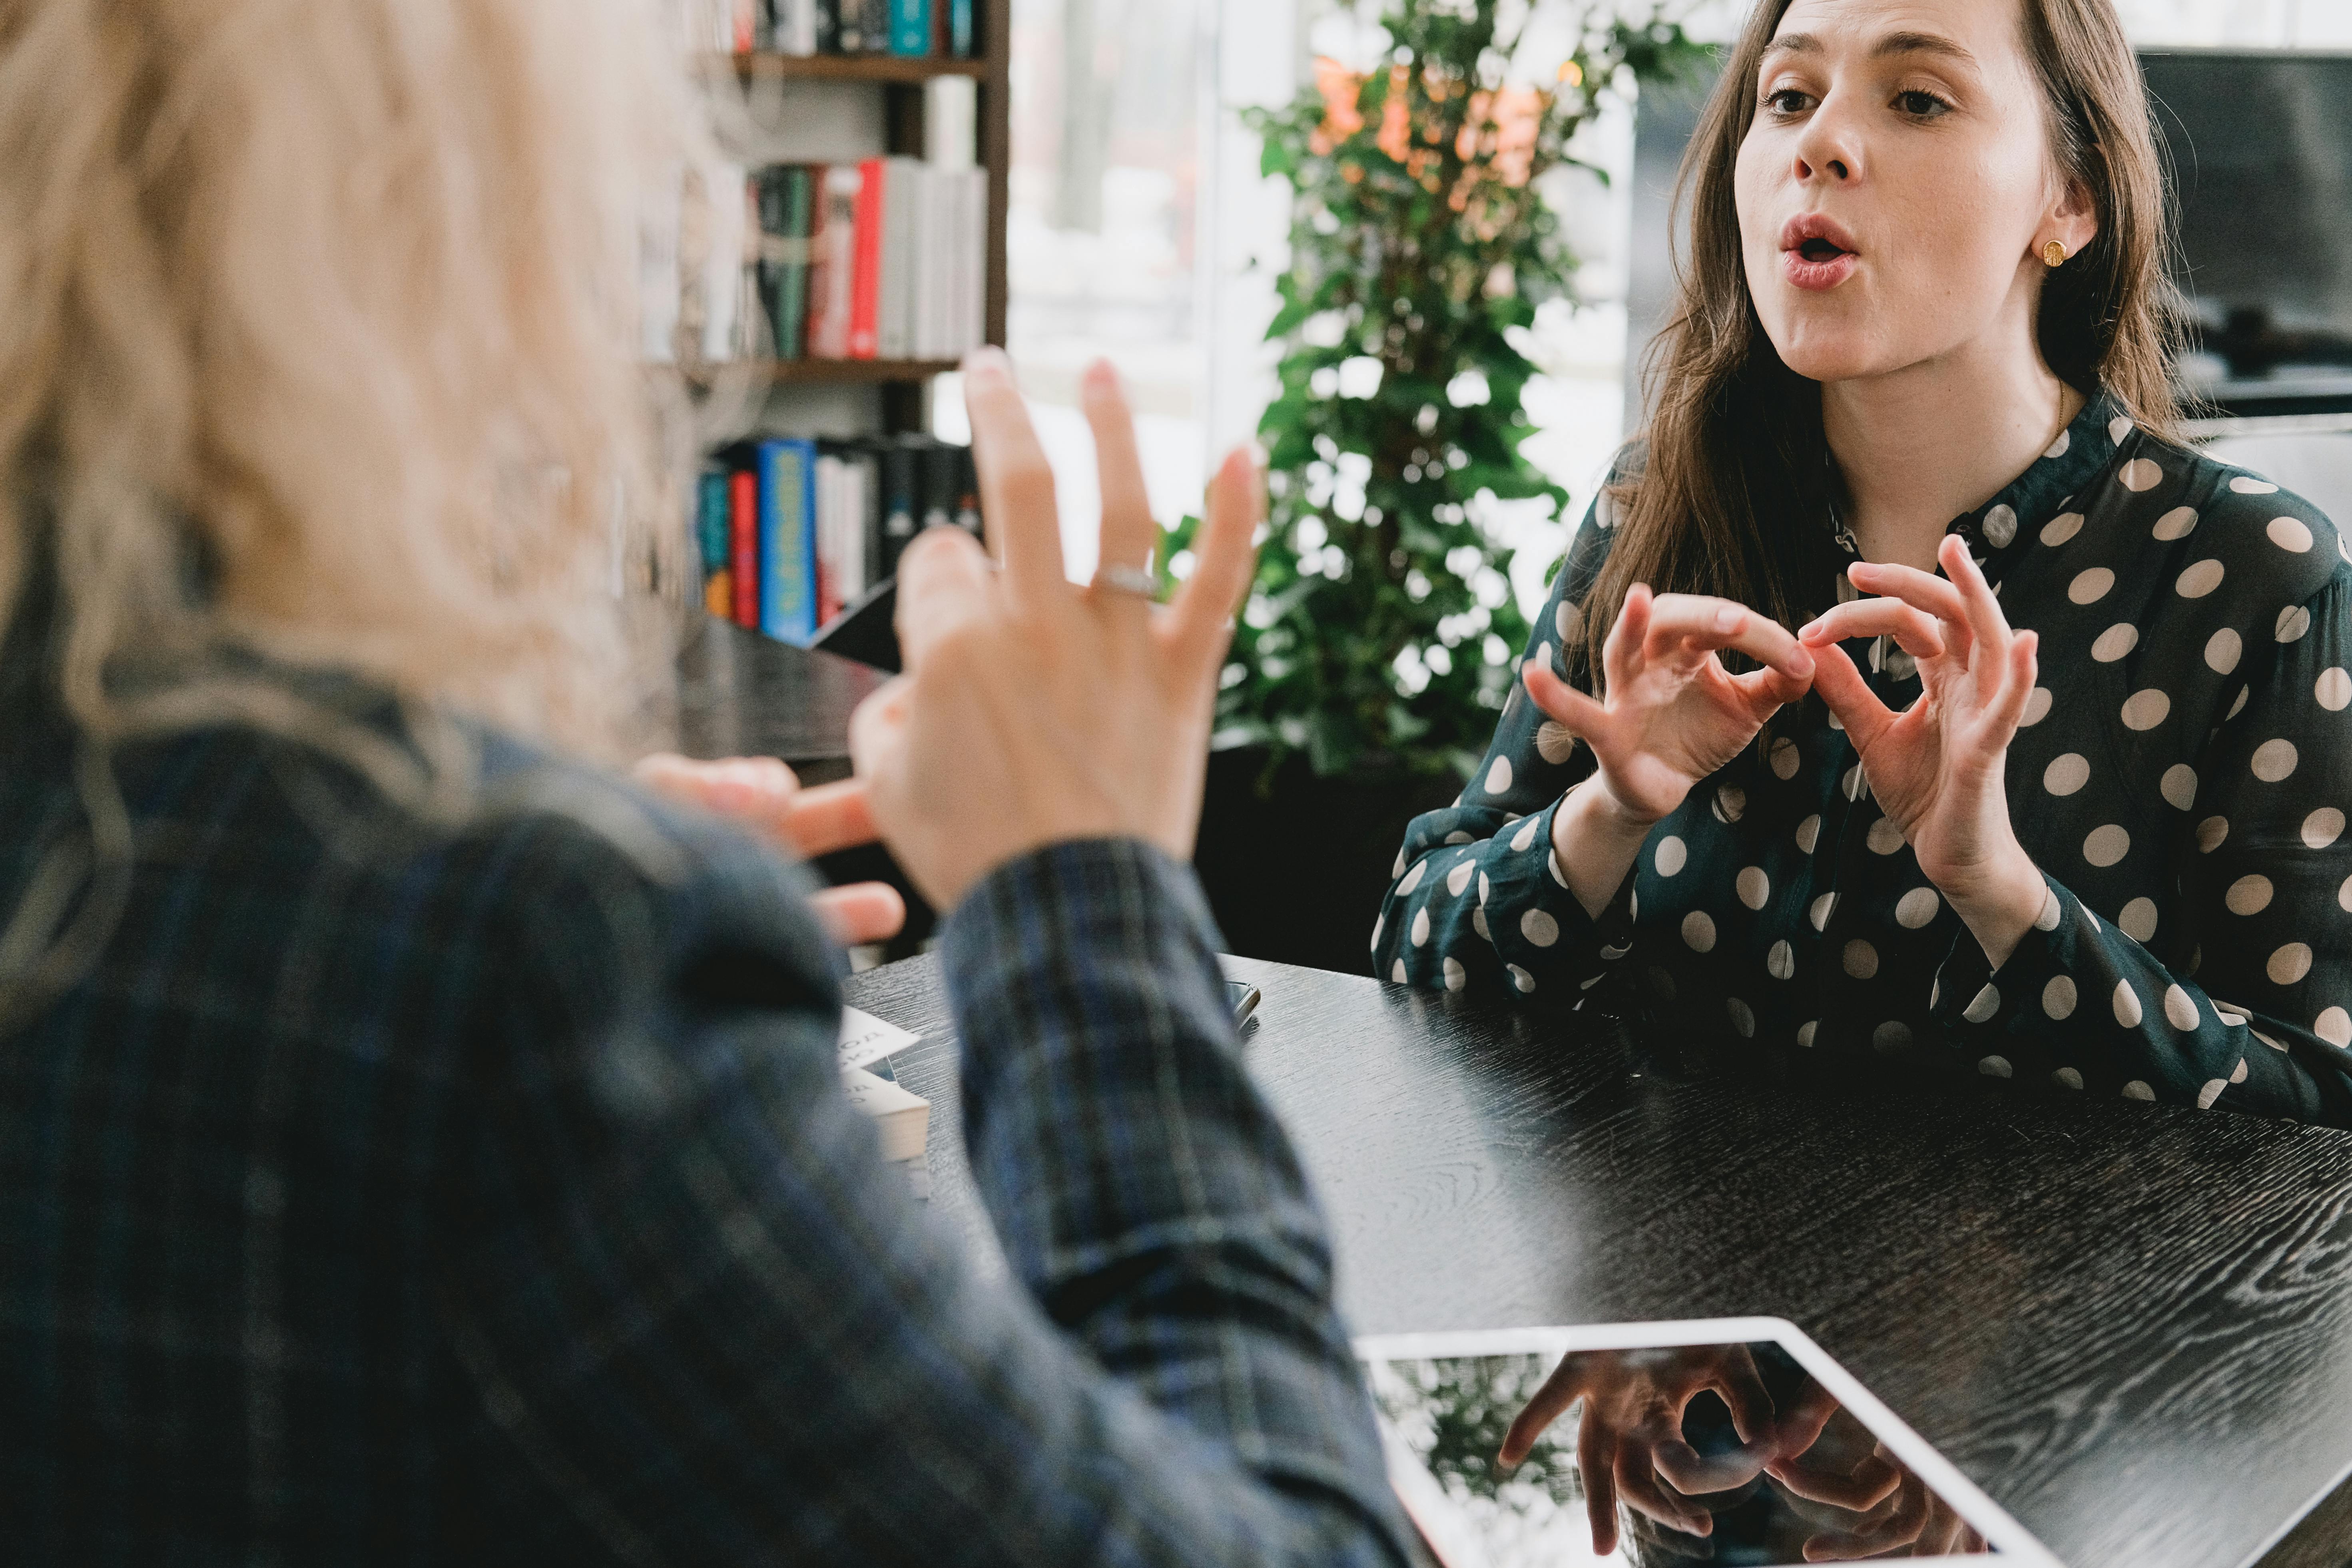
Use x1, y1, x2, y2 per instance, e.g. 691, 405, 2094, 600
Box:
715, 52, 988, 84
756, 357, 962, 385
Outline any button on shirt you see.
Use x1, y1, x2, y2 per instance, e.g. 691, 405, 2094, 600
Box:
1376, 392, 2352, 1125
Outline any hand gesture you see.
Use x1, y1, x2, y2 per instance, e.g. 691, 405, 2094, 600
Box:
1796, 535, 2047, 957
1497, 1344, 1777, 1555
848, 351, 1260, 911
1771, 1438, 1987, 1560
1525, 585, 1816, 827
634, 753, 906, 946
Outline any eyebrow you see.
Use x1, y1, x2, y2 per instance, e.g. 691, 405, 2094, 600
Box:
1760, 30, 1979, 69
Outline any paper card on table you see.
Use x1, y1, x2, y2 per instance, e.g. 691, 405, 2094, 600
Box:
838, 1004, 921, 1072
840, 1066, 930, 1162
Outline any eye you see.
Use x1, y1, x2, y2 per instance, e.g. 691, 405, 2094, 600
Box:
1894, 88, 1952, 119
1763, 87, 1816, 117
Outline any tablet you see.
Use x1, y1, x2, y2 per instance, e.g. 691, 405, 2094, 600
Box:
1355, 1318, 2059, 1568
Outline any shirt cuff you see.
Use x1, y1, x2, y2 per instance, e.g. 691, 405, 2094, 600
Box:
1475, 795, 1639, 999
1926, 873, 2078, 1078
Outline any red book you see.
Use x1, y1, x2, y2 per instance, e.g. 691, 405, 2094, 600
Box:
730, 468, 758, 628
849, 159, 885, 361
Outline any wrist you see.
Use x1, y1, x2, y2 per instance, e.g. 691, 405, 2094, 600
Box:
1942, 847, 2047, 971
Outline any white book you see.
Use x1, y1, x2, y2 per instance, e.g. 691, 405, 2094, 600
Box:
808, 165, 860, 360
957, 167, 987, 353
778, 0, 817, 54
924, 77, 978, 172
840, 1066, 929, 1162
878, 156, 924, 361
696, 159, 748, 363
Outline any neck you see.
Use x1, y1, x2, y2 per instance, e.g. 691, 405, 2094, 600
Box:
1823, 333, 2084, 572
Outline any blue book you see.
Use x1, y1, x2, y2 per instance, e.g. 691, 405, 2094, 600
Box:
696, 467, 731, 576
757, 438, 820, 644
888, 0, 929, 57
949, 0, 971, 56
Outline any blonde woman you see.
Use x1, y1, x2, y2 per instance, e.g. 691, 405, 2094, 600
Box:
1378, 0, 2352, 1122
0, 2, 1413, 1562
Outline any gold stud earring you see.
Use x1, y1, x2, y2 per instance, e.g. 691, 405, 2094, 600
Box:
2041, 239, 2067, 268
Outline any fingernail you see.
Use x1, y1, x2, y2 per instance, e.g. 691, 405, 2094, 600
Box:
963, 345, 1010, 385
1081, 357, 1118, 398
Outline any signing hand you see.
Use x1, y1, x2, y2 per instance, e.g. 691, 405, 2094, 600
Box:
1497, 1345, 1778, 1556
847, 351, 1260, 912
1526, 586, 1816, 827
1796, 534, 2047, 966
1772, 1438, 1987, 1560
633, 753, 907, 946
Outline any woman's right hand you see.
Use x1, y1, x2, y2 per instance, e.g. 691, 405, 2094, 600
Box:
1524, 584, 1816, 829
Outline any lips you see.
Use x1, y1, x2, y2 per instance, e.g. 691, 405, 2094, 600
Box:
1780, 212, 1860, 291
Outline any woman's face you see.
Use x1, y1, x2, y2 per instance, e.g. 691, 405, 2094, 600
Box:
1733, 0, 2093, 386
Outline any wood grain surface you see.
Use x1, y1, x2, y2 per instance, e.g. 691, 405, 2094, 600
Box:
844, 954, 2352, 1568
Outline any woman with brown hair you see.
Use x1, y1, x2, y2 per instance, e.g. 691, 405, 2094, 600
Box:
1377, 0, 2352, 1123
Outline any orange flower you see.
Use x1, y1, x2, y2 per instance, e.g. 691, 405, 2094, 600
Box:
1376, 62, 1411, 162
1310, 56, 1364, 155
1454, 86, 1547, 187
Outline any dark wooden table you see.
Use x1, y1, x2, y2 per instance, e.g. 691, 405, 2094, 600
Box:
844, 954, 2352, 1568
676, 613, 886, 786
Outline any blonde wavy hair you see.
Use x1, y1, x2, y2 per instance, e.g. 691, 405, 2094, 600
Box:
0, 0, 694, 763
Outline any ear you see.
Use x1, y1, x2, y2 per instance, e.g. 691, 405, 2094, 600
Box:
2043, 175, 2099, 262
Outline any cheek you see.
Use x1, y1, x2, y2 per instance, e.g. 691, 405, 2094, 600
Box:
1875, 143, 2045, 307
1731, 138, 1783, 294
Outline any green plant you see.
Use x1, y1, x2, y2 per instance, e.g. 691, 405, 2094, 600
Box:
1164, 1, 1702, 782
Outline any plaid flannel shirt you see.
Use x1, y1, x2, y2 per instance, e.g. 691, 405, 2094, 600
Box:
0, 668, 1411, 1566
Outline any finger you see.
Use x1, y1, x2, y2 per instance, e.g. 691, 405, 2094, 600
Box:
1727, 662, 1813, 715
1843, 559, 1969, 626
1525, 660, 1613, 743
1941, 532, 2015, 671
846, 676, 913, 786
1601, 582, 1652, 697
1617, 1448, 1712, 1536
1166, 444, 1263, 668
1714, 1347, 1776, 1444
1579, 1405, 1620, 1558
776, 778, 882, 859
1080, 360, 1156, 580
1767, 1450, 1903, 1510
893, 524, 995, 671
1639, 596, 1817, 681
633, 753, 799, 819
1655, 1435, 1772, 1496
1805, 642, 1900, 753
809, 882, 907, 946
1987, 629, 2039, 737
1796, 600, 1948, 661
960, 347, 1066, 605
1500, 1354, 1589, 1467
1770, 1377, 1842, 1462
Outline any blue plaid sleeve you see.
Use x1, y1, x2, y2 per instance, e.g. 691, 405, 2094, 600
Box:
444, 817, 1412, 1567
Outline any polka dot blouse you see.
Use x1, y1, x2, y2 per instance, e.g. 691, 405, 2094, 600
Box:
1375, 392, 2352, 1124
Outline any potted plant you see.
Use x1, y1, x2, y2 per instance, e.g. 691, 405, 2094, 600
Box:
1170, 0, 1702, 972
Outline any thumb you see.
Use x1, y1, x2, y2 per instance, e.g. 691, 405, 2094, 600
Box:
1801, 641, 1896, 752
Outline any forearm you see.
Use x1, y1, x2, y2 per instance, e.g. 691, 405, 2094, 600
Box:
1551, 776, 1656, 922
940, 839, 1403, 1508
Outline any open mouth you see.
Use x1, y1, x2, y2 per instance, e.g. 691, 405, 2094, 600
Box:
1796, 237, 1850, 264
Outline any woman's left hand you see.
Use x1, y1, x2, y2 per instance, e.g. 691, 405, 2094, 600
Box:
1796, 534, 2048, 966
634, 753, 908, 946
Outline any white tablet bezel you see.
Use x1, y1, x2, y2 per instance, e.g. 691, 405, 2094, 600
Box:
1354, 1317, 2062, 1568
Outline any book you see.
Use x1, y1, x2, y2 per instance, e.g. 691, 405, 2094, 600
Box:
888, 0, 930, 56
696, 467, 732, 579
877, 156, 923, 360
757, 166, 815, 360
758, 438, 821, 644
838, 1004, 921, 1072
806, 165, 859, 359
877, 437, 921, 579
948, 0, 973, 56
729, 467, 759, 628
840, 1066, 929, 1162
849, 159, 887, 359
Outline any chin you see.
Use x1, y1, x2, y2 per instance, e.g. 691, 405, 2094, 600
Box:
1759, 312, 1892, 385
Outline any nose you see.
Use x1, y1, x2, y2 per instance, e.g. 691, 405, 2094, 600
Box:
1792, 94, 1860, 185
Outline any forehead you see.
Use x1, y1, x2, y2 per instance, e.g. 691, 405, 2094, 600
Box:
1768, 0, 2025, 60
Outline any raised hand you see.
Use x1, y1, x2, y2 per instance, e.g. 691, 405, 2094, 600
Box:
1796, 534, 2048, 966
1525, 585, 1818, 828
847, 351, 1260, 912
1497, 1344, 1778, 1556
633, 753, 907, 946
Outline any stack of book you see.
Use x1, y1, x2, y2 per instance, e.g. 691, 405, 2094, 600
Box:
680, 0, 980, 59
698, 434, 978, 644
840, 1006, 931, 1200
644, 157, 988, 368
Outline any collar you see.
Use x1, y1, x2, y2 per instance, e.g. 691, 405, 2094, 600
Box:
1943, 386, 2127, 562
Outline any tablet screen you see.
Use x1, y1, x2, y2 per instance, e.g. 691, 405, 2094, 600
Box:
1363, 1337, 2004, 1566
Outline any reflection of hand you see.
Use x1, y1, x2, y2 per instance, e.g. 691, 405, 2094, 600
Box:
1525, 586, 1816, 828
1771, 1438, 1987, 1560
847, 353, 1260, 912
633, 754, 906, 945
1497, 1346, 1777, 1556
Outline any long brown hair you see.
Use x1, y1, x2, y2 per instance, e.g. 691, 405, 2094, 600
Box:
1582, 0, 2185, 682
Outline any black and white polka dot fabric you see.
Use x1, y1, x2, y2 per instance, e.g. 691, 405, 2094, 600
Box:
1375, 392, 2352, 1124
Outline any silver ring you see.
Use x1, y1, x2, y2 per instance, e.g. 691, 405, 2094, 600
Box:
1092, 564, 1160, 600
